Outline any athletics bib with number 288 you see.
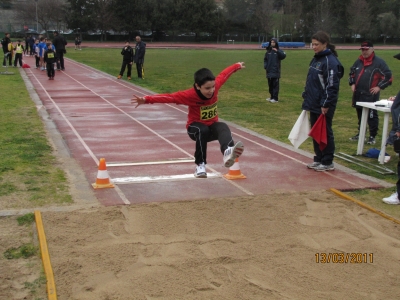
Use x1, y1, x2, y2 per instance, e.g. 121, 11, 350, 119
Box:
200, 103, 218, 120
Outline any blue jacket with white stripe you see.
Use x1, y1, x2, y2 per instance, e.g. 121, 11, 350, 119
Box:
302, 49, 344, 117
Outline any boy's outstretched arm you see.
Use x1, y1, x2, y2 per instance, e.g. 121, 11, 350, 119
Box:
131, 95, 146, 108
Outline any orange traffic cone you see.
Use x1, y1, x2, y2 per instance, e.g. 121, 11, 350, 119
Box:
223, 158, 246, 180
92, 158, 115, 189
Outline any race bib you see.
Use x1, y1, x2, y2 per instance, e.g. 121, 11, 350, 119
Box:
48, 53, 54, 58
200, 102, 218, 120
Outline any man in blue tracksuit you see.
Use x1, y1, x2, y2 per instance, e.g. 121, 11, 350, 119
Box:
264, 38, 286, 103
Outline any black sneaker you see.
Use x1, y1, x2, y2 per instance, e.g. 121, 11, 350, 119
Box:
349, 133, 359, 141
367, 136, 376, 145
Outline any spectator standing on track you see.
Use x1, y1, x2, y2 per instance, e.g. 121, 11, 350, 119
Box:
13, 40, 24, 67
33, 39, 40, 68
117, 40, 134, 80
75, 36, 81, 50
1, 32, 12, 67
24, 35, 29, 56
382, 92, 400, 205
264, 38, 286, 103
303, 31, 344, 172
44, 42, 56, 80
53, 31, 67, 71
38, 37, 47, 70
134, 36, 146, 79
348, 41, 392, 145
131, 62, 246, 178
29, 35, 35, 56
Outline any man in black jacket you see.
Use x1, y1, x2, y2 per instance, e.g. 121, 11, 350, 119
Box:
1, 32, 12, 67
53, 31, 67, 70
134, 36, 146, 79
117, 41, 134, 80
349, 41, 392, 145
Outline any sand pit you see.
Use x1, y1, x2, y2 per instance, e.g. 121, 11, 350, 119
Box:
40, 190, 400, 300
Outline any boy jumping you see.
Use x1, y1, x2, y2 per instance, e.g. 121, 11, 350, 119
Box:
131, 62, 245, 178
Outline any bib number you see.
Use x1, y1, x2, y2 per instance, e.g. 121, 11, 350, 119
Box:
200, 103, 218, 120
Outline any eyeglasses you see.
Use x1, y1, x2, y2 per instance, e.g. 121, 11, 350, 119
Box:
361, 48, 370, 51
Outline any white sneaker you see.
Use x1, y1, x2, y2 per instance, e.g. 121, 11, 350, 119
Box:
266, 97, 271, 101
194, 163, 207, 178
382, 193, 400, 205
223, 141, 244, 168
269, 99, 278, 103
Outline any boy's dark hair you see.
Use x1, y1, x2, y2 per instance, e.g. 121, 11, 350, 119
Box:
194, 68, 215, 86
125, 40, 130, 43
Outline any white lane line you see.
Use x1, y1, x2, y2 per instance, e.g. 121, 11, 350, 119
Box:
60, 67, 194, 159
107, 159, 193, 167
26, 69, 100, 165
112, 173, 221, 184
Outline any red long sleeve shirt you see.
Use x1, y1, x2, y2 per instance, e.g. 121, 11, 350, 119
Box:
143, 63, 242, 128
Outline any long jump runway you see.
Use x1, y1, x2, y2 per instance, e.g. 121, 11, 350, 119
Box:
22, 57, 389, 206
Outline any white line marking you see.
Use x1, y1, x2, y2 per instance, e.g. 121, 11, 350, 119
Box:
112, 173, 221, 184
107, 159, 193, 167
26, 69, 100, 165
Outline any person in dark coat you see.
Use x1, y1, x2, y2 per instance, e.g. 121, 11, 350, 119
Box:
53, 31, 67, 70
302, 31, 344, 172
1, 32, 12, 66
348, 41, 392, 145
117, 40, 134, 80
263, 38, 286, 103
383, 91, 400, 205
134, 36, 146, 79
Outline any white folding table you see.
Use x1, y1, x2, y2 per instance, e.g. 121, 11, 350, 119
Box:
356, 101, 391, 164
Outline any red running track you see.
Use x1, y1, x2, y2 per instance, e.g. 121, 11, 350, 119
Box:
21, 55, 390, 206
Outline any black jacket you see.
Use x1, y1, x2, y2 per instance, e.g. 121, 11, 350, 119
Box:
302, 49, 344, 117
44, 49, 56, 64
1, 36, 11, 53
134, 41, 146, 64
121, 45, 134, 62
263, 38, 286, 78
53, 34, 67, 51
349, 53, 392, 106
388, 91, 400, 145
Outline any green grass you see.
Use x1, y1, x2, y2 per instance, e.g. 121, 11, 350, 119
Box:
0, 73, 72, 209
67, 47, 400, 219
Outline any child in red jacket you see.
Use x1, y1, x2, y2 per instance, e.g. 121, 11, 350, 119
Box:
131, 62, 245, 178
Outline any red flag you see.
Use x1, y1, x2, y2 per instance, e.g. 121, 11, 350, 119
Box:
308, 114, 327, 151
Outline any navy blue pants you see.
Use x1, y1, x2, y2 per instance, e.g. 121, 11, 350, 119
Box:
267, 77, 280, 101
310, 112, 335, 165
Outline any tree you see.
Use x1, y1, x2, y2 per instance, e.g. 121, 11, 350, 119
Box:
65, 0, 97, 34
174, 0, 218, 38
253, 0, 274, 41
15, 0, 66, 36
347, 0, 372, 42
92, 0, 118, 41
378, 12, 399, 44
0, 0, 12, 9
